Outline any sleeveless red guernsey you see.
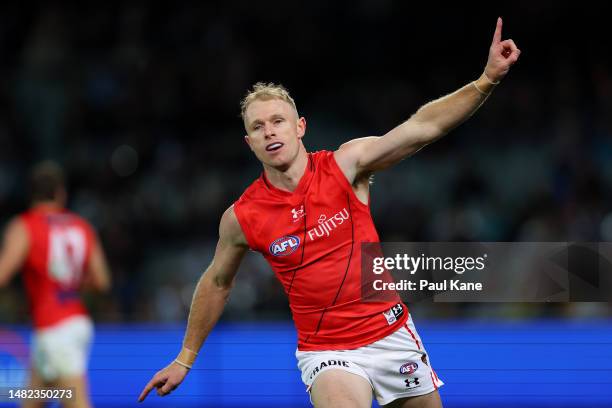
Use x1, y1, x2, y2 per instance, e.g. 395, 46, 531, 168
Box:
234, 151, 408, 351
20, 207, 94, 329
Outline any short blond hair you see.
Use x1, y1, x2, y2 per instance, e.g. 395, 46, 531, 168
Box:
240, 82, 298, 123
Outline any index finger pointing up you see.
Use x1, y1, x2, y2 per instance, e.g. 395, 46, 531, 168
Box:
493, 17, 503, 44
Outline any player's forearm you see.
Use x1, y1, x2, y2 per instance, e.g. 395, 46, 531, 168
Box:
410, 73, 497, 140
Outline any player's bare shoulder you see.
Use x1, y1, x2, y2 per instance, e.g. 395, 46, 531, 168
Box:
5, 216, 28, 239
334, 137, 379, 183
219, 205, 249, 248
1, 216, 29, 257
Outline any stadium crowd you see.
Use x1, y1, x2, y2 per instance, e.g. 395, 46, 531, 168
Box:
1, 3, 610, 323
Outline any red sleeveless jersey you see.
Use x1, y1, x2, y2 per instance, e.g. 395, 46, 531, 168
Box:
20, 207, 94, 329
234, 151, 407, 351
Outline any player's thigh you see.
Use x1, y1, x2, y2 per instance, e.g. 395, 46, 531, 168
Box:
21, 367, 47, 408
311, 369, 372, 408
54, 375, 91, 408
383, 389, 443, 408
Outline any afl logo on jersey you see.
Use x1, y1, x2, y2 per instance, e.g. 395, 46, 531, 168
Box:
269, 235, 301, 257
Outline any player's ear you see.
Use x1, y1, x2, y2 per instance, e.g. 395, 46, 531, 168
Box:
244, 135, 254, 151
297, 117, 306, 140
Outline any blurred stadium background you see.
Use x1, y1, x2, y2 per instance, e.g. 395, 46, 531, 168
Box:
0, 2, 611, 407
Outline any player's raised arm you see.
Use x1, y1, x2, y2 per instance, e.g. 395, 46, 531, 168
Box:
138, 205, 248, 402
334, 17, 521, 183
0, 218, 29, 287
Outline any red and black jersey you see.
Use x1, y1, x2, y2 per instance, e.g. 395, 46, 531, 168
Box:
20, 207, 94, 329
234, 151, 407, 351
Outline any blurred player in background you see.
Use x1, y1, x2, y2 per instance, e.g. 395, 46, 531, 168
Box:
0, 161, 111, 408
140, 18, 519, 407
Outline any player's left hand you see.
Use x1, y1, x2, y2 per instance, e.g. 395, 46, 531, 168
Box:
484, 17, 521, 83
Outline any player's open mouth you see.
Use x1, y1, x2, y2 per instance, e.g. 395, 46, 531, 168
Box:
266, 142, 284, 152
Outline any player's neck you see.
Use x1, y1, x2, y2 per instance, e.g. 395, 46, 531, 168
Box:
31, 201, 64, 212
263, 148, 308, 193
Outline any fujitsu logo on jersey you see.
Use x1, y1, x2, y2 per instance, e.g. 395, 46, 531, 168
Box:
307, 208, 349, 242
269, 235, 301, 257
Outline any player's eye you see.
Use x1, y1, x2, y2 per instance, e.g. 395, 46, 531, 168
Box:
274, 119, 284, 125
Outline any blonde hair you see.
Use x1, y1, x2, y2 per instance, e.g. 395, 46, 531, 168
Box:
240, 82, 298, 124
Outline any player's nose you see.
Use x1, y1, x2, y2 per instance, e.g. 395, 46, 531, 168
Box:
263, 123, 275, 138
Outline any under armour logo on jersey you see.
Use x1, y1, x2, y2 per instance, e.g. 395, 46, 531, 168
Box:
383, 303, 404, 325
291, 205, 305, 222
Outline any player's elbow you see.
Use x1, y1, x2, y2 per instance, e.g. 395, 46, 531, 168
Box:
213, 275, 235, 292
90, 269, 112, 293
96, 277, 112, 293
416, 121, 446, 144
206, 269, 235, 293
0, 266, 15, 288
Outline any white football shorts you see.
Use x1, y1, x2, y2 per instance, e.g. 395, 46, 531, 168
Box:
296, 314, 443, 406
32, 315, 93, 382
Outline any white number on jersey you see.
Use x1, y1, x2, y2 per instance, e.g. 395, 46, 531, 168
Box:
48, 226, 87, 288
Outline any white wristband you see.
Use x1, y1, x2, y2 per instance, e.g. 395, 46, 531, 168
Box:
482, 72, 500, 85
472, 81, 490, 96
174, 359, 192, 369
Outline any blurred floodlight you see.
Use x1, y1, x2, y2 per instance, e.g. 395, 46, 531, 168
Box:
110, 144, 139, 177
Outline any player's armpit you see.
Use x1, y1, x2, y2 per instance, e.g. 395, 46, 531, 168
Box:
334, 137, 379, 184
0, 218, 29, 287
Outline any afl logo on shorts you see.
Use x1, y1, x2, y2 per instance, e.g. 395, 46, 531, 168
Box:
269, 235, 301, 257
399, 362, 418, 375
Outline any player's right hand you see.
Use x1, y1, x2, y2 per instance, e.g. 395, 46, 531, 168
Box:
484, 17, 521, 83
138, 361, 189, 402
